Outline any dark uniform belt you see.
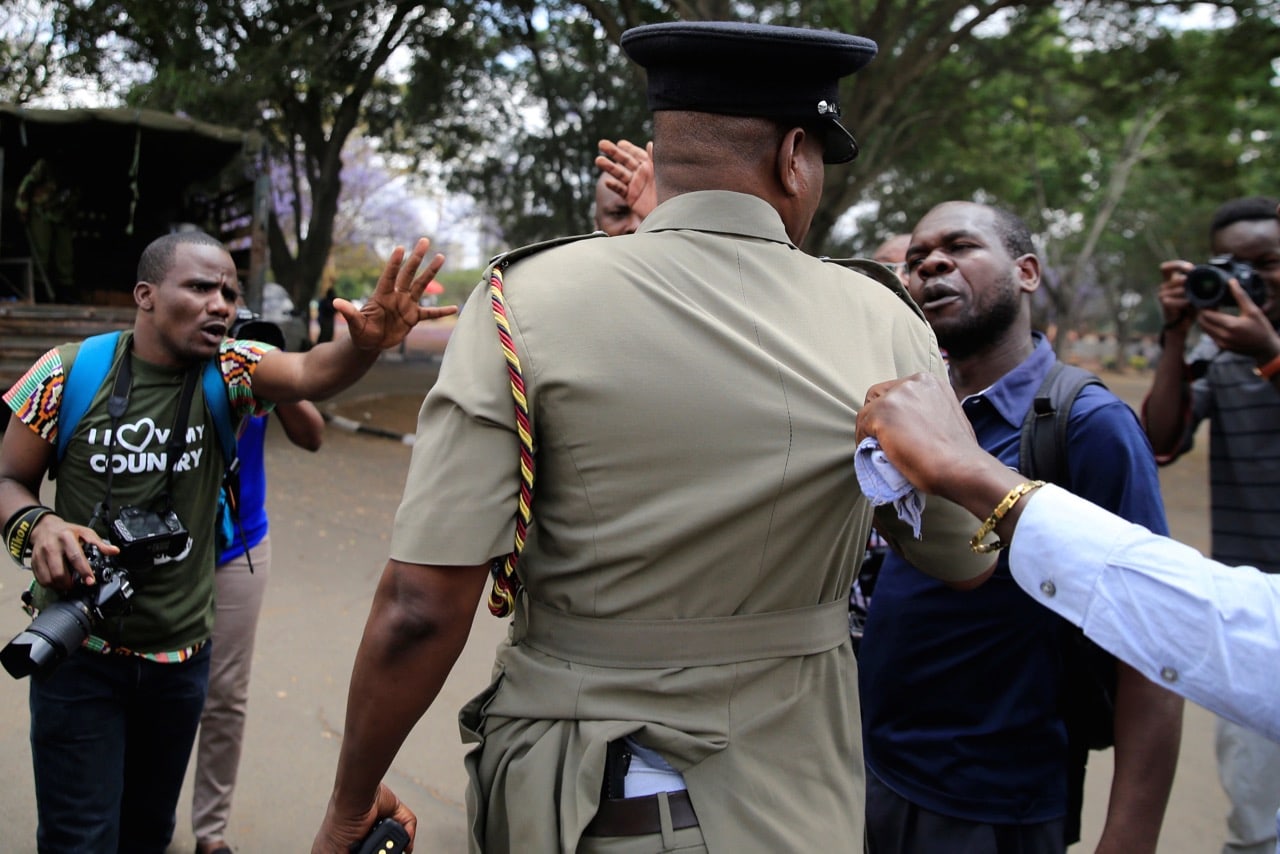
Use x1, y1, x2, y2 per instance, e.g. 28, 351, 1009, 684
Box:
584, 790, 699, 837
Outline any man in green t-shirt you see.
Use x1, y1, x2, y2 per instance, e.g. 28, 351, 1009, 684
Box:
0, 229, 454, 853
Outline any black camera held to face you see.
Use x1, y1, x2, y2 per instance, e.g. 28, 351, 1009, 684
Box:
229, 307, 286, 350
0, 544, 135, 679
1184, 256, 1266, 310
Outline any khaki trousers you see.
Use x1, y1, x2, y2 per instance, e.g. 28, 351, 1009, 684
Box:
192, 538, 271, 844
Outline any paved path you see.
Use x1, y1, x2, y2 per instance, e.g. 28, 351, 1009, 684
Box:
0, 359, 1234, 852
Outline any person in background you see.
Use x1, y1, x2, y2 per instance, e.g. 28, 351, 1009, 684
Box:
596, 138, 657, 226
316, 287, 338, 345
1142, 195, 1280, 854
191, 312, 326, 854
871, 233, 910, 286
16, 155, 78, 299
592, 173, 644, 236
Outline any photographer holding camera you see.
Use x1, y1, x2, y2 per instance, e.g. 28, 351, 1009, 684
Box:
1143, 195, 1280, 854
0, 229, 451, 854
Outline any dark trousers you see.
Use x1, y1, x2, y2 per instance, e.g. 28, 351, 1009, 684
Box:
29, 643, 211, 853
866, 770, 1065, 854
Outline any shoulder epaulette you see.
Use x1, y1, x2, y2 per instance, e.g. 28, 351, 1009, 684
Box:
821, 256, 925, 323
487, 232, 608, 273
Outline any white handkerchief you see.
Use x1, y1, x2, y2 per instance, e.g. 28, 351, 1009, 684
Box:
854, 437, 924, 538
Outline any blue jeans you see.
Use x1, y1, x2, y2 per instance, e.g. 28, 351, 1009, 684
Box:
29, 643, 211, 853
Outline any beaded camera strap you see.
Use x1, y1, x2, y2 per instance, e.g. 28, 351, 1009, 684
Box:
487, 267, 533, 617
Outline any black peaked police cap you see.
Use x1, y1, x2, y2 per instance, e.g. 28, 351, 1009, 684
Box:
620, 21, 878, 164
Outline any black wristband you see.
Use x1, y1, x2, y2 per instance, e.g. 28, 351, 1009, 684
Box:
5, 505, 53, 564
1158, 321, 1189, 349
1161, 306, 1192, 333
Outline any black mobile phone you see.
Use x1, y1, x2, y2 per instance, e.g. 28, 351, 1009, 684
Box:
350, 817, 410, 854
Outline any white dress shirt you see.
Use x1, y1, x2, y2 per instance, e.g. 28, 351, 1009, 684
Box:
1009, 484, 1280, 743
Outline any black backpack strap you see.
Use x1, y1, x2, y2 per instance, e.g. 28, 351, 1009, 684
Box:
1018, 361, 1104, 486
1017, 359, 1113, 847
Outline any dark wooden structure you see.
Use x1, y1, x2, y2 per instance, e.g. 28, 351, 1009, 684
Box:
0, 303, 134, 389
0, 105, 269, 390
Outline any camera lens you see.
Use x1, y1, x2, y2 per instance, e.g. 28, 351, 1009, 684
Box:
0, 600, 93, 679
1185, 264, 1230, 309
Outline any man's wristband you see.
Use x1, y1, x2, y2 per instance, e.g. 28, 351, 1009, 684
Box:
1253, 353, 1280, 380
5, 505, 54, 565
970, 481, 1045, 554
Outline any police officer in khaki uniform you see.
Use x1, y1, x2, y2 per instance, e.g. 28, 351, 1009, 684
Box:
313, 21, 996, 854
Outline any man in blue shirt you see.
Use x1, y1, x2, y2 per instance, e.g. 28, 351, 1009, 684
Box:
859, 201, 1184, 852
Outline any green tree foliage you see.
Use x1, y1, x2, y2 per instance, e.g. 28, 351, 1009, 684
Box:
405, 0, 656, 247
49, 0, 489, 305
0, 0, 91, 105
31, 0, 1279, 344
428, 0, 1277, 269
435, 0, 1274, 358
436, 264, 489, 306
851, 6, 1279, 347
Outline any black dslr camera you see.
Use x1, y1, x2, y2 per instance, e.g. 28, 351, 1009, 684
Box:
0, 545, 135, 679
1184, 256, 1267, 310
110, 505, 189, 570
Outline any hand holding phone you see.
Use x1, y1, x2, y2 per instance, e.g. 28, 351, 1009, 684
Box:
350, 817, 410, 854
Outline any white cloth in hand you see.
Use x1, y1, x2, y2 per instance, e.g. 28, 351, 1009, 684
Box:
854, 437, 924, 538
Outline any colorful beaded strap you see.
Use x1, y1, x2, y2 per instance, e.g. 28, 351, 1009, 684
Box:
487, 267, 533, 617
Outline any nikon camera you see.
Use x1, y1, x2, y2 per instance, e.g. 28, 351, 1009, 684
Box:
1, 501, 189, 679
1184, 256, 1267, 310
0, 545, 134, 679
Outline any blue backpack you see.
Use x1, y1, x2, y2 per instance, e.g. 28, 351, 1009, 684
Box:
55, 331, 243, 552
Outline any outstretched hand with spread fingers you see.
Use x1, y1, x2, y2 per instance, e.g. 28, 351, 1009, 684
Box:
596, 139, 657, 220
337, 238, 456, 352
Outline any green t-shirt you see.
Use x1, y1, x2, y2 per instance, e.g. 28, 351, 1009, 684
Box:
5, 331, 274, 653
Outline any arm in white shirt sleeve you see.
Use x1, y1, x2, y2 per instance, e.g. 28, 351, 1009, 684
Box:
1008, 484, 1280, 742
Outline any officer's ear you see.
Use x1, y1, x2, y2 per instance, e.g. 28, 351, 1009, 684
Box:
135, 281, 156, 311
776, 127, 806, 198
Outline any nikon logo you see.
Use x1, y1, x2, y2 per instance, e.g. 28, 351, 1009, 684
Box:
8, 519, 33, 559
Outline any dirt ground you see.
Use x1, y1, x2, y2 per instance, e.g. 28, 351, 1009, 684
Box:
0, 353, 1238, 852
1066, 370, 1228, 853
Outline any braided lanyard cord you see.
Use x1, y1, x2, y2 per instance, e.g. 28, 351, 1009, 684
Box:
488, 267, 534, 617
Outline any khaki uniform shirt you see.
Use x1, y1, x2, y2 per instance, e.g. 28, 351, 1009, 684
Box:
391, 191, 992, 852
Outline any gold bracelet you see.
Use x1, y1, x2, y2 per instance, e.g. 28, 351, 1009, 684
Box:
970, 480, 1046, 554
